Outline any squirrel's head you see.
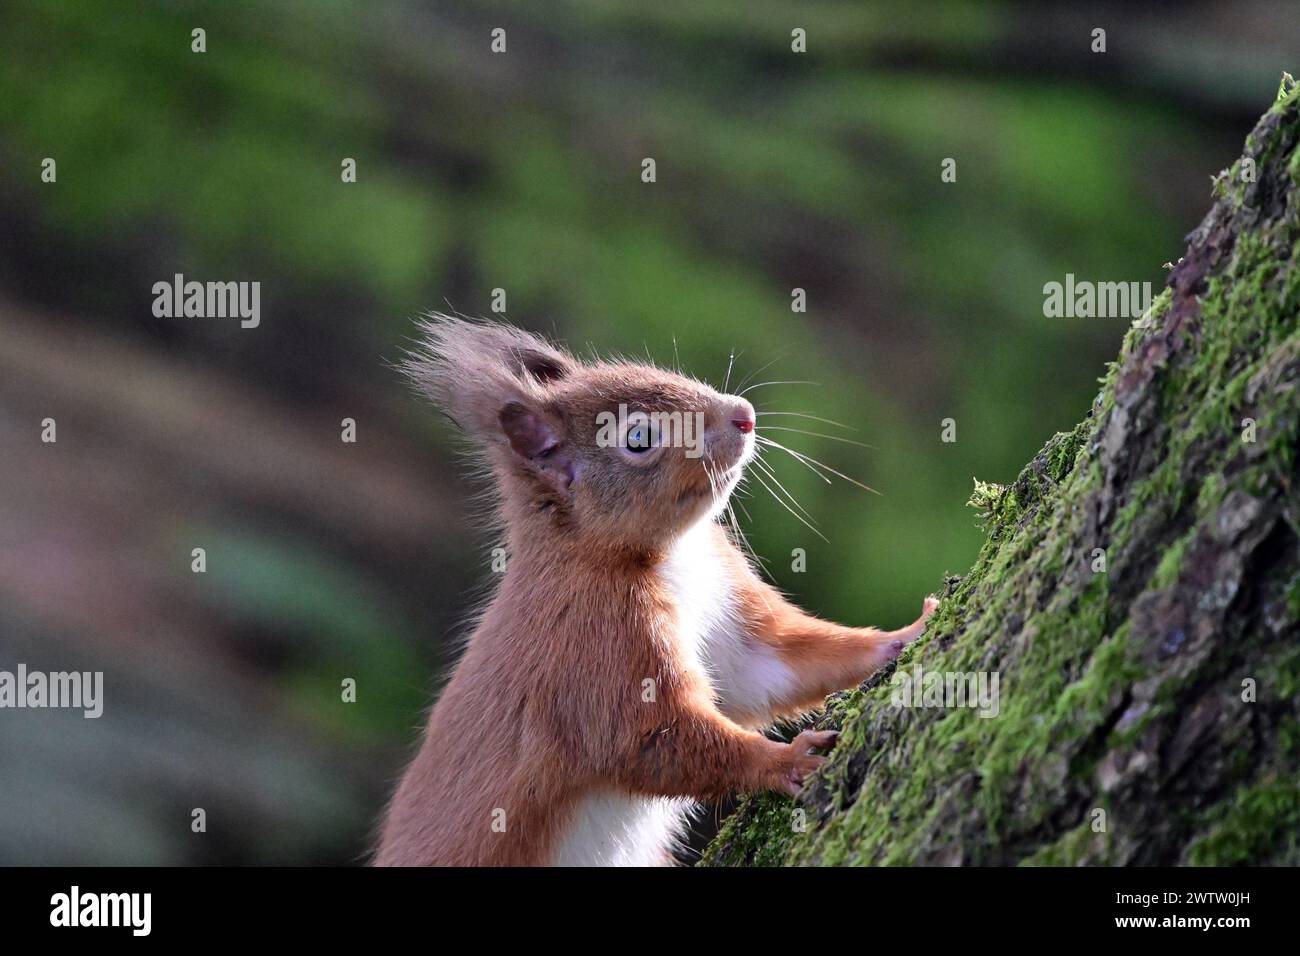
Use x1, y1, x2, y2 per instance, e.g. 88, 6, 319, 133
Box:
402, 315, 755, 551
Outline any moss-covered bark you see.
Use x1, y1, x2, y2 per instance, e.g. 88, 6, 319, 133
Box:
702, 84, 1300, 867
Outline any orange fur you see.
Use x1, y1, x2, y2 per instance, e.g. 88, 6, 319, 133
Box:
373, 316, 934, 866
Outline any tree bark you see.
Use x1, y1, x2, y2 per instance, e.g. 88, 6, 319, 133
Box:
702, 84, 1300, 867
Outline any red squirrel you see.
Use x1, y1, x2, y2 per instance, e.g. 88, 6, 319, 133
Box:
373, 316, 937, 866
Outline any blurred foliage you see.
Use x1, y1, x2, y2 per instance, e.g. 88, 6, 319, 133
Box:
194, 525, 428, 742
0, 0, 1292, 862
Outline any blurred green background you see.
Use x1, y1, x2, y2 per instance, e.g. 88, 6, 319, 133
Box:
0, 0, 1293, 863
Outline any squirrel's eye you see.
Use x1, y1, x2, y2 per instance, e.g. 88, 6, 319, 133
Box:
627, 424, 652, 452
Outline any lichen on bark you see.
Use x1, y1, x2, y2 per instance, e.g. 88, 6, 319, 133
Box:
702, 84, 1300, 867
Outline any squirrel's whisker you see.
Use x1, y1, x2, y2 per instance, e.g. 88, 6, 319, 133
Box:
750, 455, 819, 525
755, 435, 833, 484
757, 436, 880, 495
732, 354, 780, 394
747, 463, 829, 542
737, 379, 820, 397
754, 410, 856, 431
755, 425, 875, 449
726, 497, 766, 575
722, 349, 741, 393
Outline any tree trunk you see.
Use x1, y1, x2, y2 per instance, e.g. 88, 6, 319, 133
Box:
702, 84, 1300, 867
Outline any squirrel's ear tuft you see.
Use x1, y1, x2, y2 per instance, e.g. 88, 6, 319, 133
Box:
399, 314, 576, 441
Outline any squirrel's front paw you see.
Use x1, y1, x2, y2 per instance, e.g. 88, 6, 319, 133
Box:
882, 596, 939, 659
781, 729, 838, 796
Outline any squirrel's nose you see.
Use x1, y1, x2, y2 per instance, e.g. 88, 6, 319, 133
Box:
713, 395, 755, 437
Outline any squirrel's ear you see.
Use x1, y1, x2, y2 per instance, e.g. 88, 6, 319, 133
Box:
506, 347, 572, 385
401, 314, 576, 440
498, 402, 579, 490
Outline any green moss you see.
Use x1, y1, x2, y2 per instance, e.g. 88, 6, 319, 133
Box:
703, 90, 1300, 867
967, 479, 1010, 528
1152, 529, 1194, 590
1262, 645, 1300, 700
1020, 819, 1110, 866
1286, 574, 1300, 622
1278, 71, 1299, 106
1045, 424, 1087, 482
700, 794, 801, 867
1186, 778, 1300, 865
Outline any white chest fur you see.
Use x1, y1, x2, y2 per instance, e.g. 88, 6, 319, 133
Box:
661, 522, 795, 721
551, 522, 794, 866
550, 793, 692, 866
